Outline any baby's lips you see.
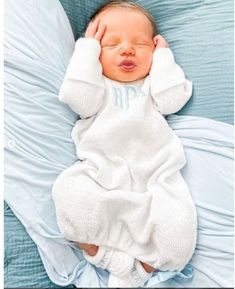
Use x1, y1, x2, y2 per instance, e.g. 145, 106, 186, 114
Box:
119, 59, 136, 66
118, 60, 137, 71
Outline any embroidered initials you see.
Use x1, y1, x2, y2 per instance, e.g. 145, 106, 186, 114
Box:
113, 86, 145, 110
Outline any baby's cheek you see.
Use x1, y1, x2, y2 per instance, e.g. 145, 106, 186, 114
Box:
100, 50, 113, 66
99, 53, 115, 78
99, 53, 108, 71
142, 53, 153, 71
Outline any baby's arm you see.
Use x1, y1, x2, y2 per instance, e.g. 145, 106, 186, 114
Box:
150, 35, 192, 115
59, 19, 106, 118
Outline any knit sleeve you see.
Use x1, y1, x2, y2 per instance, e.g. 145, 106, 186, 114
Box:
59, 38, 105, 118
149, 48, 192, 115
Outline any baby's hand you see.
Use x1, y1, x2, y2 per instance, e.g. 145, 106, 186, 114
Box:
153, 34, 169, 49
85, 18, 106, 42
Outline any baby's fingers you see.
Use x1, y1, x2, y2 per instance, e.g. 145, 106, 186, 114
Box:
94, 23, 106, 41
85, 18, 100, 38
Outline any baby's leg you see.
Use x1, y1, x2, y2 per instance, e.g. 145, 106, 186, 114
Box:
76, 242, 98, 256
52, 161, 109, 244
141, 262, 156, 273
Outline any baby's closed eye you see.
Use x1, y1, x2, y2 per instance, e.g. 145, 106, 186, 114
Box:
135, 42, 150, 46
133, 39, 153, 46
101, 36, 119, 47
102, 42, 118, 48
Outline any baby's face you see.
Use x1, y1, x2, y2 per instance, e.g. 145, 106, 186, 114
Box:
98, 8, 156, 82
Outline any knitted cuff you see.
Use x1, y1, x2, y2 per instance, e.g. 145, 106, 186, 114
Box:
83, 246, 134, 277
107, 249, 135, 277
129, 260, 153, 287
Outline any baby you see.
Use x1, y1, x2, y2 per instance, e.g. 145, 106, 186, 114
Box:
52, 0, 197, 287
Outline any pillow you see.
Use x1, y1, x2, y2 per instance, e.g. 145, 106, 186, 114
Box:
4, 0, 78, 287
59, 0, 234, 124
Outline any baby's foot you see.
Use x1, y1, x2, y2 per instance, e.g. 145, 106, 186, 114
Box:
108, 274, 130, 288
83, 246, 134, 277
108, 260, 153, 288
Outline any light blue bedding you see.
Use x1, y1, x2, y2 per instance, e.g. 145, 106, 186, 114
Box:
4, 0, 234, 287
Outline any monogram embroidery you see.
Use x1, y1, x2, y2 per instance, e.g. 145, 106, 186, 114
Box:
112, 86, 145, 110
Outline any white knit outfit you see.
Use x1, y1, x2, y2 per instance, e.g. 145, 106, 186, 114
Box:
52, 38, 197, 274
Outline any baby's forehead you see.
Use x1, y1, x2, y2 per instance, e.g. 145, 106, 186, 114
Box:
97, 6, 148, 21
103, 31, 151, 41
97, 7, 154, 35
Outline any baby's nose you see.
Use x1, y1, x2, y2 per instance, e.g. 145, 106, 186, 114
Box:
119, 42, 135, 55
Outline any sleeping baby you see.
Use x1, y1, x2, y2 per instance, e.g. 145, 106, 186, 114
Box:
52, 0, 197, 287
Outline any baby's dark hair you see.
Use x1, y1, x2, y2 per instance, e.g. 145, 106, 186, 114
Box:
90, 0, 158, 36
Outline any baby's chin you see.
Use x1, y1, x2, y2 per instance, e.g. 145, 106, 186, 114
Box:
104, 71, 147, 83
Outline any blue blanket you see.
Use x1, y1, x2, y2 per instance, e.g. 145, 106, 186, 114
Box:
5, 113, 234, 287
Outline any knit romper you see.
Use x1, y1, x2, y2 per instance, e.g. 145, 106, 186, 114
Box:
52, 38, 197, 270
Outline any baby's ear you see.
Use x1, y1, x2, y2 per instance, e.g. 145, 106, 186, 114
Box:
153, 35, 160, 46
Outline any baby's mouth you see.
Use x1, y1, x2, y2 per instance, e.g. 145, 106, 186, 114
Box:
119, 60, 136, 71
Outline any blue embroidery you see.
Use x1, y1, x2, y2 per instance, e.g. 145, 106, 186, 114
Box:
112, 85, 145, 110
